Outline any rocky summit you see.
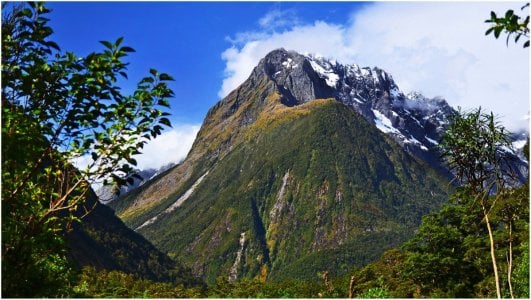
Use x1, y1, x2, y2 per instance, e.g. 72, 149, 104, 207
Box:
109, 49, 526, 284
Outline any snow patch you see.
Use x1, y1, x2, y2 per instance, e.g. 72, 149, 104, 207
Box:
282, 58, 294, 68
425, 136, 439, 145
309, 59, 339, 87
404, 135, 429, 151
372, 109, 401, 135
390, 87, 401, 99
513, 139, 527, 150
361, 68, 370, 76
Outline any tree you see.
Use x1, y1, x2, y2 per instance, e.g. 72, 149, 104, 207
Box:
2, 2, 174, 297
485, 3, 530, 48
440, 107, 517, 299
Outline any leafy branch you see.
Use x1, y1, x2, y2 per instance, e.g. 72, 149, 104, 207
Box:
485, 3, 530, 48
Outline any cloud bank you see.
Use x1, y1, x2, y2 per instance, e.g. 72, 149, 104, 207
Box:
134, 124, 201, 170
220, 2, 529, 131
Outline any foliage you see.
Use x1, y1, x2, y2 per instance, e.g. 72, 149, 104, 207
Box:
207, 275, 332, 298
439, 107, 520, 298
73, 266, 204, 298
348, 184, 529, 298
486, 3, 530, 48
440, 107, 516, 193
123, 100, 450, 284
67, 192, 203, 287
1, 2, 173, 297
357, 287, 391, 298
401, 191, 483, 297
512, 241, 529, 298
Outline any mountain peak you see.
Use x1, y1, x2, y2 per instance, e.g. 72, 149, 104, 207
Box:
111, 48, 528, 283
246, 49, 455, 172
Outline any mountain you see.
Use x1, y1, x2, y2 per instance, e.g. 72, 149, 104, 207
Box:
109, 49, 524, 283
67, 187, 201, 286
96, 163, 177, 204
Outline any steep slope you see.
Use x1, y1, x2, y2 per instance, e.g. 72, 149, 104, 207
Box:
115, 98, 451, 283
113, 49, 526, 223
109, 49, 524, 283
67, 189, 201, 286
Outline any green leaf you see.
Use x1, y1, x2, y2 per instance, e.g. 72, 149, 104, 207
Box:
505, 9, 514, 19
45, 41, 60, 51
140, 77, 154, 84
158, 99, 170, 107
494, 26, 503, 38
120, 46, 135, 53
159, 73, 174, 81
149, 68, 158, 77
159, 117, 172, 127
100, 40, 113, 50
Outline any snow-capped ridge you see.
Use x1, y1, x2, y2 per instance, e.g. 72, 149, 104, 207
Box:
253, 49, 527, 181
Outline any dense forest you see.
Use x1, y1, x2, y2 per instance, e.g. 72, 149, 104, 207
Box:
2, 2, 529, 298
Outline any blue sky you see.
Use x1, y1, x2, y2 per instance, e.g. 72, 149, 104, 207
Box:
47, 2, 367, 125
44, 1, 529, 170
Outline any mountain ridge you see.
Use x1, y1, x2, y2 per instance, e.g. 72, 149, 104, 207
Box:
109, 48, 526, 283
111, 49, 453, 219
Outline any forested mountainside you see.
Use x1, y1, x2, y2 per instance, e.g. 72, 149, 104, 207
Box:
67, 188, 201, 286
111, 49, 460, 283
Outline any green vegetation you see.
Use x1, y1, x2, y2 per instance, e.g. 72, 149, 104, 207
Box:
67, 191, 201, 286
347, 183, 529, 298
345, 108, 529, 298
71, 267, 348, 298
126, 100, 450, 284
440, 107, 521, 298
2, 2, 528, 298
72, 267, 204, 298
486, 3, 529, 48
1, 2, 180, 297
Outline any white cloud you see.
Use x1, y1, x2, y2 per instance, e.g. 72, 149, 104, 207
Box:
219, 21, 347, 98
220, 2, 529, 131
134, 123, 200, 170
258, 9, 300, 30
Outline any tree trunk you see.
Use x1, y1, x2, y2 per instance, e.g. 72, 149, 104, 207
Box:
507, 222, 514, 299
348, 275, 356, 298
484, 211, 501, 299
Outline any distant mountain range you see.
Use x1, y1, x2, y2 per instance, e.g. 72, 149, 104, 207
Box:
108, 49, 528, 283
96, 163, 176, 204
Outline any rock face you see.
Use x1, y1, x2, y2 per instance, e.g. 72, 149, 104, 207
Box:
249, 49, 527, 179
111, 49, 527, 284
253, 49, 456, 174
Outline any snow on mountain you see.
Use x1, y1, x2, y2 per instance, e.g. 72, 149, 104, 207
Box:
372, 109, 401, 135
259, 49, 527, 178
299, 51, 452, 167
